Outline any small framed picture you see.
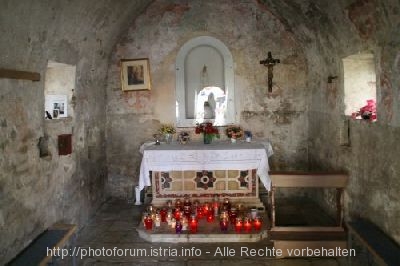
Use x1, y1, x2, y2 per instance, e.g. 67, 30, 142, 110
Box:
45, 94, 68, 119
120, 58, 151, 91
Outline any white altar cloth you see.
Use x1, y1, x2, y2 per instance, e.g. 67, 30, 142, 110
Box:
136, 141, 273, 205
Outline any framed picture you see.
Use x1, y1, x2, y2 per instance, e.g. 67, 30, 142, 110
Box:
45, 94, 68, 119
120, 58, 151, 91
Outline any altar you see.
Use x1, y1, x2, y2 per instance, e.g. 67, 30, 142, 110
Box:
136, 141, 273, 207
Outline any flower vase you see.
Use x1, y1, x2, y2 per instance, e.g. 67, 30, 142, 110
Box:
164, 133, 173, 144
203, 134, 212, 144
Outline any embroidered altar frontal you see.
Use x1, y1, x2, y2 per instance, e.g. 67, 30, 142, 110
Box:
151, 169, 261, 206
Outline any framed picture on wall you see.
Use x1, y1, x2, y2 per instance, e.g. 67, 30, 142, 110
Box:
120, 58, 151, 91
45, 94, 68, 119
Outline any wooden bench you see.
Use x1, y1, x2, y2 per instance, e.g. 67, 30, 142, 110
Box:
7, 223, 77, 266
347, 218, 400, 266
268, 171, 348, 257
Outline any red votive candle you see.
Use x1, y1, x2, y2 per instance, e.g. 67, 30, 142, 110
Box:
144, 216, 153, 230
197, 206, 204, 219
243, 218, 252, 233
220, 218, 229, 232
207, 213, 214, 223
160, 208, 167, 222
253, 217, 262, 231
235, 218, 243, 233
174, 209, 182, 221
190, 218, 198, 233
203, 202, 210, 216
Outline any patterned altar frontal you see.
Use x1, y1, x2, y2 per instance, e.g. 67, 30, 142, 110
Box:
137, 141, 273, 207
153, 169, 257, 202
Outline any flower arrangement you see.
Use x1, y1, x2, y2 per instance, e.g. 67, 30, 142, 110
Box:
177, 131, 190, 144
225, 125, 243, 139
352, 99, 377, 121
159, 124, 176, 134
195, 122, 220, 144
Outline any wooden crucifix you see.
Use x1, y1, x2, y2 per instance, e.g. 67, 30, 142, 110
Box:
260, 51, 280, 93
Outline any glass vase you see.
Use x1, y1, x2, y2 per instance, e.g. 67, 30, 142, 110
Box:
203, 134, 212, 144
164, 133, 172, 144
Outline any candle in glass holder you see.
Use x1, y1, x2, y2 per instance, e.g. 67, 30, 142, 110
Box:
189, 216, 198, 233
229, 207, 238, 225
155, 213, 161, 227
253, 217, 262, 231
235, 218, 243, 233
243, 218, 252, 232
160, 208, 167, 222
183, 195, 191, 207
203, 202, 210, 216
183, 205, 191, 218
144, 215, 153, 230
166, 200, 173, 210
213, 201, 219, 217
147, 204, 154, 214
142, 212, 149, 227
220, 210, 228, 220
171, 218, 176, 229
182, 216, 188, 231
250, 208, 258, 219
175, 199, 182, 210
223, 198, 231, 211
197, 206, 204, 219
206, 213, 214, 223
220, 218, 229, 232
175, 220, 183, 234
167, 210, 173, 225
174, 209, 182, 220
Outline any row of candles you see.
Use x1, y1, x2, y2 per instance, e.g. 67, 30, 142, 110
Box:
142, 197, 263, 233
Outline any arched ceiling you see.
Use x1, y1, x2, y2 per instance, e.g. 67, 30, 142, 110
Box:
1, 0, 398, 74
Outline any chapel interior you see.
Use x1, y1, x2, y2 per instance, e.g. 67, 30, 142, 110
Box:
1, 0, 400, 265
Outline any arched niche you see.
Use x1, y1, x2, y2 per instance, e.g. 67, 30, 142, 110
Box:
176, 36, 235, 127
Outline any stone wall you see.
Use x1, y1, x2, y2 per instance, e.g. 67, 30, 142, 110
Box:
0, 0, 151, 263
106, 0, 309, 198
263, 0, 400, 244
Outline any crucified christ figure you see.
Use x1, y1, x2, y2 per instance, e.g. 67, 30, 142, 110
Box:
260, 51, 280, 93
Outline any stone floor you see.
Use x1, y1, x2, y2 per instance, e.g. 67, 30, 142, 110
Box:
66, 198, 371, 266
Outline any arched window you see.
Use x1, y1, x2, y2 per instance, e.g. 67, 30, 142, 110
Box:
175, 36, 235, 127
